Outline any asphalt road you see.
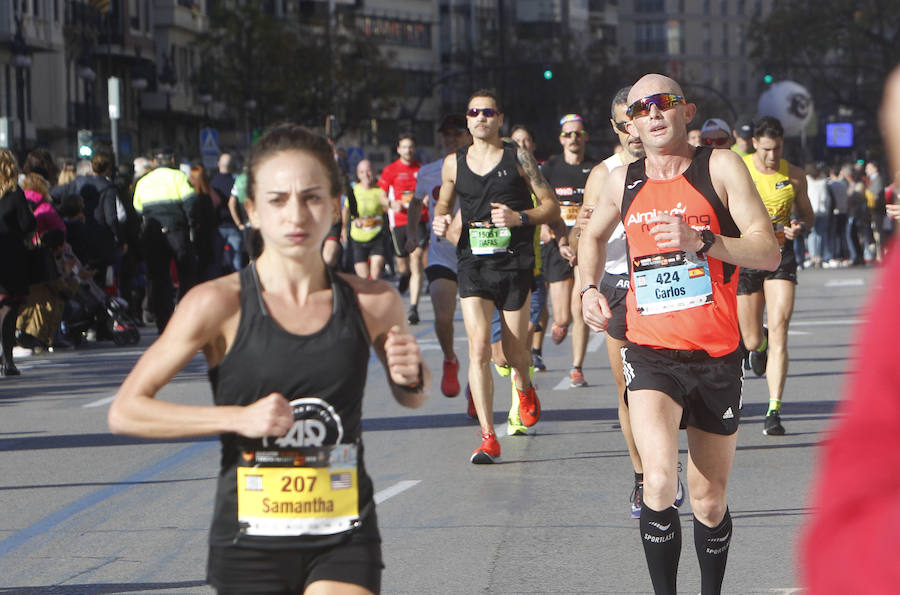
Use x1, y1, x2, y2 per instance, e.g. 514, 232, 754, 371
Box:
0, 263, 877, 594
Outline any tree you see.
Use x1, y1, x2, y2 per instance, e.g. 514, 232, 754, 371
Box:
748, 0, 900, 152
193, 3, 397, 143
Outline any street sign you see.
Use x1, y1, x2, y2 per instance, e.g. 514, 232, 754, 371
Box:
108, 77, 120, 120
826, 122, 854, 148
200, 128, 220, 169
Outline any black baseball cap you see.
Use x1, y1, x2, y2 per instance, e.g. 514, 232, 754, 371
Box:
734, 118, 754, 139
437, 114, 467, 132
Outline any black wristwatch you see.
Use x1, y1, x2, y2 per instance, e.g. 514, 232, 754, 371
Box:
697, 229, 716, 255
519, 211, 530, 226
580, 284, 599, 298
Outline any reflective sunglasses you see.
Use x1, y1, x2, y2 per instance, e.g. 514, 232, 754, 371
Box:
702, 136, 731, 147
560, 130, 587, 139
613, 120, 629, 133
466, 107, 498, 118
626, 93, 686, 119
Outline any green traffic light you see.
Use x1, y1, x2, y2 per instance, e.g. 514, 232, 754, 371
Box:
78, 145, 93, 158
763, 74, 774, 84
543, 69, 553, 80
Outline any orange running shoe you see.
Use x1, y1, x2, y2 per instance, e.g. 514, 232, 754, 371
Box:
551, 322, 569, 345
441, 357, 460, 397
470, 430, 500, 464
516, 383, 541, 427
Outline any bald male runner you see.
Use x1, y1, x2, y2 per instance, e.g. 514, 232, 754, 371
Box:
579, 74, 779, 594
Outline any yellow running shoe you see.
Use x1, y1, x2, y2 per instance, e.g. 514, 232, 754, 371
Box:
507, 367, 536, 436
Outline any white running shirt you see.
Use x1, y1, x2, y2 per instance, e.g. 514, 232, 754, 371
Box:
601, 153, 629, 275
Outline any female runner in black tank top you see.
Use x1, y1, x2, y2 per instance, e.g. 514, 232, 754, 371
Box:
109, 124, 429, 595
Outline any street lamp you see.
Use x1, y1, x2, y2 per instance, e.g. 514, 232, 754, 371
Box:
78, 54, 96, 131
10, 17, 31, 157
131, 75, 147, 154
158, 53, 177, 112
198, 87, 212, 123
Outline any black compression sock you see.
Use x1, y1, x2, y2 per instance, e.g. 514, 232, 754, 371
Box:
640, 503, 681, 595
693, 508, 732, 595
635, 472, 644, 483
531, 347, 542, 356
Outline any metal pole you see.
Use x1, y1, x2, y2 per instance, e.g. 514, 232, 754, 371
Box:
16, 66, 25, 157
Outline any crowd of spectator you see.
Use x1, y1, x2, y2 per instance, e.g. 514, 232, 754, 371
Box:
0, 145, 249, 377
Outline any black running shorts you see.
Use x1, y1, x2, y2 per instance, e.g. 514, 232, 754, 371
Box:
425, 264, 458, 284
351, 234, 386, 264
391, 222, 428, 258
458, 263, 532, 311
621, 342, 743, 435
737, 246, 798, 295
599, 273, 629, 341
207, 517, 383, 594
541, 241, 574, 283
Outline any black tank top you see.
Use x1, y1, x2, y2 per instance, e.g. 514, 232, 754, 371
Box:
541, 154, 599, 206
207, 263, 375, 548
455, 141, 534, 270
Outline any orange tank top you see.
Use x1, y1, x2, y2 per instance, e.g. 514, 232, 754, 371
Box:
621, 147, 741, 357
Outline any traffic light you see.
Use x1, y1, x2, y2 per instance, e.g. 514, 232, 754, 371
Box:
77, 129, 93, 159
763, 74, 774, 84
543, 68, 553, 80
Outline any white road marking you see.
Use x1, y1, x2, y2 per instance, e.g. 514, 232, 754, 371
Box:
824, 278, 864, 287
83, 395, 116, 408
553, 377, 570, 391
374, 480, 420, 504
791, 318, 860, 326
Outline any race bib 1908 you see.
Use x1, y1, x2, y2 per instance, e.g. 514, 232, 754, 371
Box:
632, 251, 713, 315
560, 201, 580, 227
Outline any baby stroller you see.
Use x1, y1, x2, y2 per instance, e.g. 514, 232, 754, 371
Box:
63, 278, 141, 346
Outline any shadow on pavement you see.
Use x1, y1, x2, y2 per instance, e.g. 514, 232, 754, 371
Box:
0, 476, 216, 491
361, 407, 620, 432
0, 433, 216, 452
0, 581, 207, 594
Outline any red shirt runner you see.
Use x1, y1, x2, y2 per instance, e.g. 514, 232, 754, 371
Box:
379, 159, 424, 227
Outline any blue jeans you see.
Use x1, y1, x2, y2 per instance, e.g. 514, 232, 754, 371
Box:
808, 215, 832, 263
218, 225, 244, 273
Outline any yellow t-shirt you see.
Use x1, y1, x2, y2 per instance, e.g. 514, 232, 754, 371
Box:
350, 186, 384, 243
744, 154, 795, 226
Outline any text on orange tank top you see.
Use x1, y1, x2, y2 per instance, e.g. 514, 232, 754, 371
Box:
620, 147, 742, 357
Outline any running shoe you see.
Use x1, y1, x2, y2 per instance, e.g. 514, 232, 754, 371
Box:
465, 385, 477, 419
569, 366, 588, 388
532, 352, 546, 372
470, 430, 500, 464
1, 362, 20, 376
749, 328, 768, 377
493, 362, 511, 377
516, 383, 541, 427
763, 412, 786, 436
507, 369, 529, 436
441, 357, 460, 397
551, 322, 569, 345
630, 480, 643, 519
407, 305, 419, 325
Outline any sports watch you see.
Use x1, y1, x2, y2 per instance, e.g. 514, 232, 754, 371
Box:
697, 229, 716, 255
519, 211, 530, 226
580, 284, 599, 298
